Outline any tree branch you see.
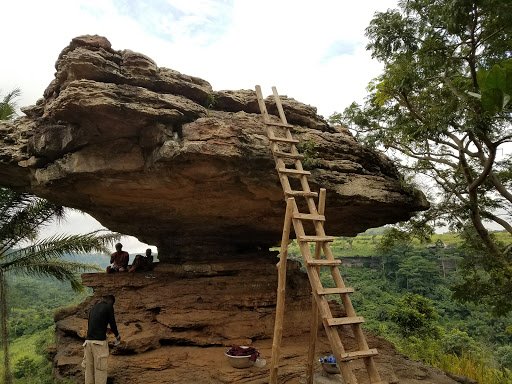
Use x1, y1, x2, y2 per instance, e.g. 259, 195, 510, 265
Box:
480, 211, 512, 235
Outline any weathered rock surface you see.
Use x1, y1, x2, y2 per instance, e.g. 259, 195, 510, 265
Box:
0, 35, 428, 260
53, 256, 458, 384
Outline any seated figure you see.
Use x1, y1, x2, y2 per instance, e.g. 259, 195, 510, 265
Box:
106, 243, 129, 273
129, 248, 154, 273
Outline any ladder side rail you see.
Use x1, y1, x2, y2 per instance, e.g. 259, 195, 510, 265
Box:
269, 198, 295, 384
255, 85, 271, 123
295, 150, 382, 383
299, 175, 320, 215
268, 134, 297, 198
272, 86, 289, 125
270, 109, 315, 204
270, 91, 315, 204
322, 243, 355, 310
306, 188, 327, 384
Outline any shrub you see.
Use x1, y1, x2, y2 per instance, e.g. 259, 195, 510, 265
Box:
496, 345, 512, 370
390, 293, 439, 337
14, 356, 38, 378
441, 329, 481, 357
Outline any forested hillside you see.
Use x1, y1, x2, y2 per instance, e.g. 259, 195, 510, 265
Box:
3, 233, 512, 383
289, 231, 512, 383
1, 276, 88, 383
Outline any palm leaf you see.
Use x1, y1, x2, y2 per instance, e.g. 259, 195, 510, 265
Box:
0, 88, 21, 121
1, 232, 121, 270
10, 259, 101, 292
1, 194, 65, 253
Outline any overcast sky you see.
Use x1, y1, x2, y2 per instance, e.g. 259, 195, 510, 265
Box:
1, 0, 398, 253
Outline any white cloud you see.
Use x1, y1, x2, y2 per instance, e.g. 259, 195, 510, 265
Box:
1, 0, 398, 248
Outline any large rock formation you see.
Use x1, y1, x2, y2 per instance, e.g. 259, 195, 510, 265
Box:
0, 35, 428, 260
0, 36, 447, 384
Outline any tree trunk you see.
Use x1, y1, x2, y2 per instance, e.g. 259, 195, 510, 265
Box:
0, 271, 13, 384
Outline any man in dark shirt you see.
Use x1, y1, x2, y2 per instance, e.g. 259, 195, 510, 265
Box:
83, 295, 121, 384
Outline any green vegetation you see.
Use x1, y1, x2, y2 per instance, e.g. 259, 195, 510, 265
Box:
287, 230, 511, 259
284, 229, 512, 382
296, 140, 319, 169
0, 88, 21, 120
340, 262, 512, 384
0, 186, 119, 384
0, 276, 87, 383
334, 0, 512, 315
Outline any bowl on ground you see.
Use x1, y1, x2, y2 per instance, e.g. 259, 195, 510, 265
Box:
321, 362, 340, 374
225, 346, 256, 369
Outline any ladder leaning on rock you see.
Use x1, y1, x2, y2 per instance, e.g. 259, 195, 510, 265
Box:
255, 85, 386, 384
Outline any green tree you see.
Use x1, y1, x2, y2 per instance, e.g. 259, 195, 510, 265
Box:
0, 188, 118, 384
0, 89, 21, 121
391, 293, 439, 337
376, 225, 432, 282
397, 254, 441, 295
336, 0, 512, 314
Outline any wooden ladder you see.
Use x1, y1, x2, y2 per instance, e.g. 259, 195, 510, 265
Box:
255, 86, 385, 384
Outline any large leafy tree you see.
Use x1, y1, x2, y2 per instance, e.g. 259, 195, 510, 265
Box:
335, 0, 512, 313
0, 188, 118, 384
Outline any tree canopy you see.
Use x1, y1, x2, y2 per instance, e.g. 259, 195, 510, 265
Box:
335, 0, 512, 314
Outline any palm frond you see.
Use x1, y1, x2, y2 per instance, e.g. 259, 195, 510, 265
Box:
0, 88, 21, 121
0, 188, 33, 222
11, 259, 101, 292
1, 232, 120, 270
0, 195, 64, 253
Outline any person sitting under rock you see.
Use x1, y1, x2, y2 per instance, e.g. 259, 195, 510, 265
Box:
129, 248, 154, 273
106, 243, 129, 273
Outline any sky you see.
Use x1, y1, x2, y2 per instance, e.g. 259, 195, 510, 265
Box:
1, 0, 399, 253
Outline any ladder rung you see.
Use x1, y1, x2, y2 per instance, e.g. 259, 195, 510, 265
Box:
293, 213, 325, 221
265, 121, 295, 128
326, 316, 365, 326
298, 235, 335, 242
307, 259, 341, 266
268, 136, 299, 144
317, 287, 354, 295
277, 168, 311, 176
338, 349, 379, 362
273, 151, 304, 160
284, 190, 318, 198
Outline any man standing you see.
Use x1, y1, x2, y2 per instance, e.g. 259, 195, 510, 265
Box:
83, 295, 121, 384
106, 243, 129, 273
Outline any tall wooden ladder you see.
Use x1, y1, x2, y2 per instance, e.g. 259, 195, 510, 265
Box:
255, 86, 385, 384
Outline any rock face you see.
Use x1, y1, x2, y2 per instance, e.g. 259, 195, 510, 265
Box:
0, 35, 428, 260
53, 256, 458, 384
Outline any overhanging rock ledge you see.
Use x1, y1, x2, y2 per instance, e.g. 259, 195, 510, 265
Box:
0, 34, 429, 261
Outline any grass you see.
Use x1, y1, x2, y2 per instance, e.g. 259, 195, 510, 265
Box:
436, 354, 512, 384
397, 337, 512, 384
